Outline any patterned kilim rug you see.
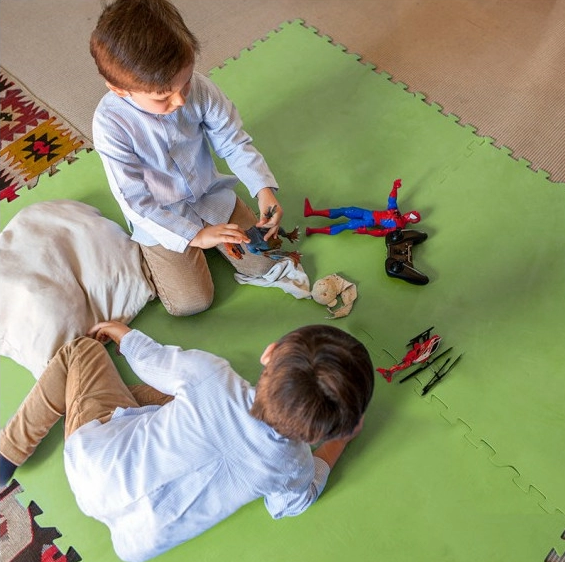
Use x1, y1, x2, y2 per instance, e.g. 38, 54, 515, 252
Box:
0, 481, 81, 561
1, 20, 565, 562
0, 67, 92, 203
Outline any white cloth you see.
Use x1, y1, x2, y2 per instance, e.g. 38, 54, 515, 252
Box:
234, 259, 312, 299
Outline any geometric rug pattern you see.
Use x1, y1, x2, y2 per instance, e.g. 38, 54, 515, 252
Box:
0, 67, 92, 203
0, 480, 82, 562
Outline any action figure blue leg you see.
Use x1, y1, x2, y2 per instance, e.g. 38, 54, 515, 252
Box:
306, 218, 371, 236
329, 218, 371, 234
328, 206, 369, 220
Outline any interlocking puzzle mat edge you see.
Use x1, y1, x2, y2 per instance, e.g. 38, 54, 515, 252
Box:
215, 19, 565, 558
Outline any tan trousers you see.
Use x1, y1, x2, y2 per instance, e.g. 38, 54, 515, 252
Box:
140, 197, 273, 316
0, 337, 171, 466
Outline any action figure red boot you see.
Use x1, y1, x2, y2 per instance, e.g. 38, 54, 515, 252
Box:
305, 226, 332, 236
304, 198, 330, 218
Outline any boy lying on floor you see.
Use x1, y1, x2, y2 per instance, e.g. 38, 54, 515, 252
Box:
0, 321, 374, 562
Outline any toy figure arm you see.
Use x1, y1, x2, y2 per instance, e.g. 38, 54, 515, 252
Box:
386, 178, 402, 210
341, 283, 357, 306
354, 226, 396, 237
389, 178, 402, 198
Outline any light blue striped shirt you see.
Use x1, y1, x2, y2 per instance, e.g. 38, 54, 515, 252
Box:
93, 72, 279, 252
64, 330, 330, 562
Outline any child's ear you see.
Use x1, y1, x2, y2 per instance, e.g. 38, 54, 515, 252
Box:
260, 342, 277, 366
105, 81, 130, 98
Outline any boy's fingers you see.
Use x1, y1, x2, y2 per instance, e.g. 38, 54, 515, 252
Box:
223, 223, 250, 242
86, 321, 121, 343
223, 231, 250, 243
92, 329, 109, 341
86, 323, 106, 337
263, 226, 279, 241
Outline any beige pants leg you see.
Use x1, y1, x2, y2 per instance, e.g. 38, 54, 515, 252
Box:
0, 337, 138, 466
141, 240, 214, 317
127, 384, 173, 407
141, 197, 274, 316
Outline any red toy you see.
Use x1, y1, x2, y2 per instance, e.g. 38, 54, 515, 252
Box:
377, 327, 441, 383
304, 179, 420, 237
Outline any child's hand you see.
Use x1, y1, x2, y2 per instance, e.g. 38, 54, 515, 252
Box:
190, 224, 251, 249
256, 188, 283, 241
87, 321, 131, 345
312, 415, 366, 469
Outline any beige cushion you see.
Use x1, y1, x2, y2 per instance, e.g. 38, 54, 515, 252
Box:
0, 200, 155, 379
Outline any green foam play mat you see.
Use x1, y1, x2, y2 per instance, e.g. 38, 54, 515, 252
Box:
1, 20, 564, 561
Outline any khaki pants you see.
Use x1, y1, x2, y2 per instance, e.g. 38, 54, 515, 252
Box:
0, 337, 171, 466
141, 197, 273, 316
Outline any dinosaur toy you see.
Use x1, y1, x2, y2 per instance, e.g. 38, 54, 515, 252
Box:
225, 225, 301, 266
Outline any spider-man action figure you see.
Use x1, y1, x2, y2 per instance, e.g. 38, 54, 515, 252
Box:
304, 179, 421, 236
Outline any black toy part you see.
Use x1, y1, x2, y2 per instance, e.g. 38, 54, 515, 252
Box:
385, 229, 429, 285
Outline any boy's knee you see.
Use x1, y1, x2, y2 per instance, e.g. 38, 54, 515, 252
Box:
163, 288, 214, 317
51, 337, 108, 372
166, 299, 213, 317
61, 336, 105, 356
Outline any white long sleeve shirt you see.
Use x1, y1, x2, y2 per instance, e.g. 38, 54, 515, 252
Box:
93, 72, 279, 252
64, 330, 330, 562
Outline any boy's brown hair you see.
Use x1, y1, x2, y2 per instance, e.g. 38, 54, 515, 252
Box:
90, 0, 200, 93
251, 325, 374, 443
